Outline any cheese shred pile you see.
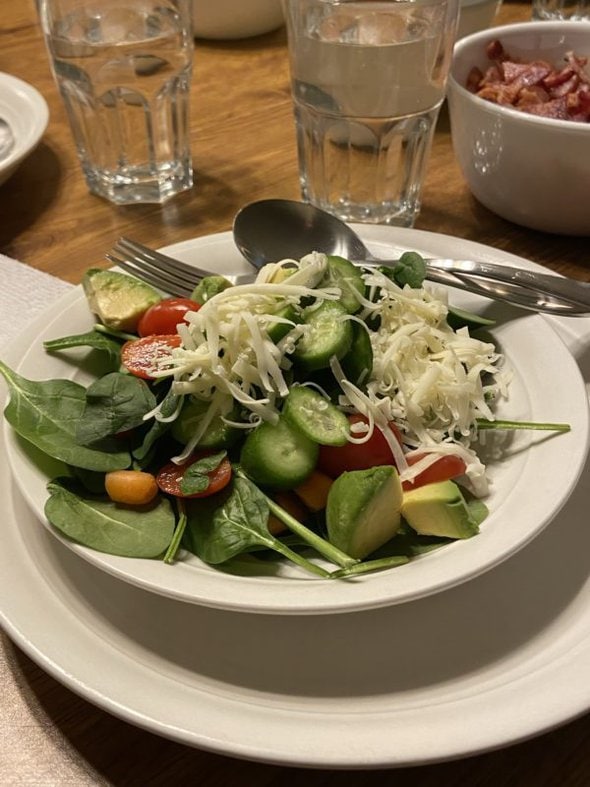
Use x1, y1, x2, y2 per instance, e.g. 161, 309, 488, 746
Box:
151, 253, 509, 496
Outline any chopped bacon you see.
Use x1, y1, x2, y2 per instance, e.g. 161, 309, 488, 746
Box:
467, 39, 590, 124
549, 74, 580, 99
524, 97, 569, 120
466, 66, 483, 93
486, 40, 506, 61
516, 85, 550, 107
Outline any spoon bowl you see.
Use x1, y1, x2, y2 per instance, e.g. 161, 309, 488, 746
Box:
233, 198, 371, 266
232, 199, 590, 315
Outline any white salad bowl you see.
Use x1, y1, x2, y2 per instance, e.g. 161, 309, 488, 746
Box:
448, 22, 590, 235
3, 228, 589, 615
192, 0, 284, 39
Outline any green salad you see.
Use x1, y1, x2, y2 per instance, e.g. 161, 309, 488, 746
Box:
0, 251, 570, 579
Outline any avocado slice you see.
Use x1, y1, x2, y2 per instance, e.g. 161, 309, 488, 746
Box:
326, 466, 403, 559
82, 268, 161, 332
401, 480, 479, 539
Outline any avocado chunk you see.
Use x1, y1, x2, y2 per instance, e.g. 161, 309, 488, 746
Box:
82, 268, 161, 332
191, 275, 233, 305
401, 480, 479, 539
326, 466, 403, 559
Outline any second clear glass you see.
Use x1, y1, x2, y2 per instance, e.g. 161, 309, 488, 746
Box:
283, 0, 460, 227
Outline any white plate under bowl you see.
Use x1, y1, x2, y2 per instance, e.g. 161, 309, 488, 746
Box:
0, 72, 48, 187
1, 308, 590, 766
4, 227, 589, 615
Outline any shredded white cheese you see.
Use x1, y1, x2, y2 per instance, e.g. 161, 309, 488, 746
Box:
150, 253, 508, 493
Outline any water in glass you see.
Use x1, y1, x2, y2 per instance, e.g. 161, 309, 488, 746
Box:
285, 0, 459, 226
40, 0, 193, 204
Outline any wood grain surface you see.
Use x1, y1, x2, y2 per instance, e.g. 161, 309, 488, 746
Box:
1, 0, 589, 784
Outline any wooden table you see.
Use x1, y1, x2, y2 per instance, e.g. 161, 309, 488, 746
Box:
1, 1, 589, 784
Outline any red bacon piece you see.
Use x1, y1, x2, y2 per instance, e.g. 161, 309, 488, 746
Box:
466, 40, 590, 124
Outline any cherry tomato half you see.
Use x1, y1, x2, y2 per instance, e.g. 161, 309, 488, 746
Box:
156, 452, 232, 498
317, 414, 467, 490
317, 414, 402, 478
138, 297, 201, 337
121, 334, 182, 380
402, 454, 467, 491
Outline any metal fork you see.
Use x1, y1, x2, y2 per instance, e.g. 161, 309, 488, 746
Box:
106, 236, 590, 316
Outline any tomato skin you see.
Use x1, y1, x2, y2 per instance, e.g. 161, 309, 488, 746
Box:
137, 297, 200, 337
317, 414, 402, 478
156, 452, 232, 498
121, 334, 181, 379
402, 454, 467, 491
317, 414, 467, 490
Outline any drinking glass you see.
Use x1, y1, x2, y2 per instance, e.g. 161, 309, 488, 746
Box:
283, 0, 460, 227
39, 0, 194, 204
532, 0, 590, 19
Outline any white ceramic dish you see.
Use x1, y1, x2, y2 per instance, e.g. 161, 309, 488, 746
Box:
192, 0, 283, 39
448, 22, 590, 236
457, 0, 501, 40
0, 72, 48, 187
4, 228, 589, 615
1, 308, 590, 767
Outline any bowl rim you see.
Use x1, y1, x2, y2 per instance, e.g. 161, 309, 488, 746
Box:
449, 20, 590, 133
0, 72, 49, 174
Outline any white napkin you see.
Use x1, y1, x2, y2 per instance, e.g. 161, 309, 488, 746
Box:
0, 254, 73, 350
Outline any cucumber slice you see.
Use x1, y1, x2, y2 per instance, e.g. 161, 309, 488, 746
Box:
294, 300, 353, 372
446, 306, 495, 332
171, 397, 240, 449
321, 256, 366, 314
240, 417, 319, 489
341, 321, 373, 387
282, 386, 349, 446
267, 303, 300, 344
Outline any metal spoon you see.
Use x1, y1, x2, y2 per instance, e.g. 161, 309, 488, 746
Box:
0, 118, 15, 162
232, 199, 590, 315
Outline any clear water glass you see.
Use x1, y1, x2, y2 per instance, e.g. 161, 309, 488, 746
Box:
532, 0, 590, 19
39, 0, 194, 204
283, 0, 460, 227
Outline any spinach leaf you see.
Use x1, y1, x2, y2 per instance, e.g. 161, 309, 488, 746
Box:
179, 451, 227, 495
132, 386, 181, 464
463, 494, 489, 527
0, 360, 129, 471
380, 252, 427, 290
45, 477, 175, 558
184, 477, 274, 563
184, 477, 330, 576
43, 330, 122, 371
76, 372, 156, 446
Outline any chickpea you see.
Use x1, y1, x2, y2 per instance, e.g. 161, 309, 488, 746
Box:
105, 470, 159, 506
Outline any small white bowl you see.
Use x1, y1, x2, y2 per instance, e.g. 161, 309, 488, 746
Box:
192, 0, 284, 40
448, 21, 590, 235
0, 73, 49, 188
457, 0, 502, 40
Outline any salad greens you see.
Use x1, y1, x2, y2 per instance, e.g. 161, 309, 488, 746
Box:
0, 251, 571, 581
0, 360, 130, 471
45, 477, 175, 558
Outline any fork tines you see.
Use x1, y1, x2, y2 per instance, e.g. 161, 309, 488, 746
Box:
106, 237, 214, 298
